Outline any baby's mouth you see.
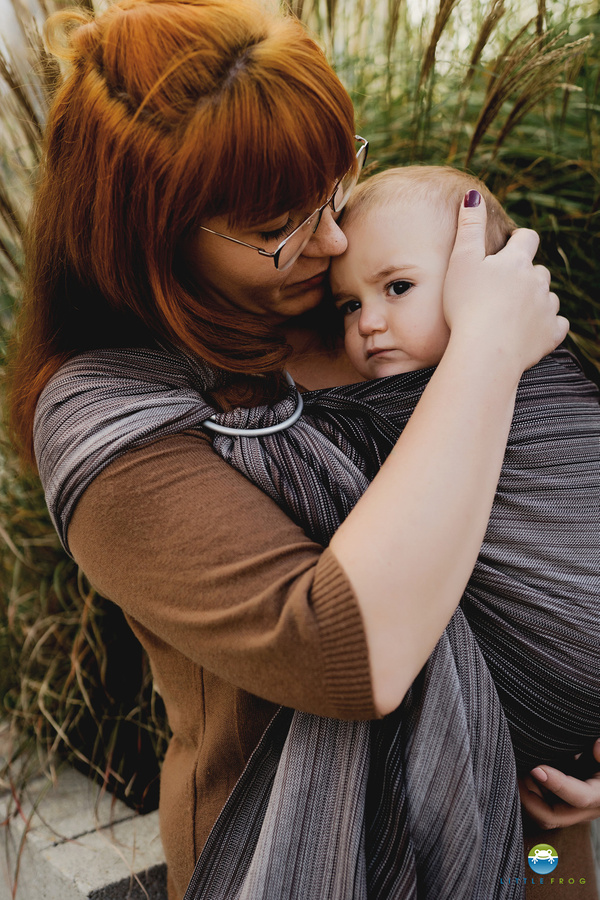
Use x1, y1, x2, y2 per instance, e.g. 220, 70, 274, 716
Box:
366, 347, 396, 358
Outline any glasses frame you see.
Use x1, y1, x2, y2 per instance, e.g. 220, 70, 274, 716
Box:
199, 135, 369, 271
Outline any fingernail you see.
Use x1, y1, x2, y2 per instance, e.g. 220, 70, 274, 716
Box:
464, 190, 481, 208
531, 766, 548, 783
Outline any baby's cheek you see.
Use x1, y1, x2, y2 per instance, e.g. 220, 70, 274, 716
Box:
343, 323, 363, 362
428, 320, 451, 363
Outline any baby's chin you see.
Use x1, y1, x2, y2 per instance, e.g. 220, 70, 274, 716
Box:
353, 353, 438, 379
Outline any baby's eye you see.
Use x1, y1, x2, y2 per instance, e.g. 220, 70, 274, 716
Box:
387, 280, 412, 297
259, 218, 296, 243
337, 299, 361, 317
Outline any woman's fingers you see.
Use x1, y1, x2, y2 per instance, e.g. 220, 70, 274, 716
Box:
554, 313, 570, 345
520, 740, 600, 829
501, 226, 540, 261
534, 264, 552, 285
521, 773, 546, 799
444, 216, 568, 374
450, 191, 488, 262
531, 765, 600, 808
520, 780, 600, 829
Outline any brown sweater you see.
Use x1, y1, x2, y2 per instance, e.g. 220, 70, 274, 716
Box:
67, 430, 377, 899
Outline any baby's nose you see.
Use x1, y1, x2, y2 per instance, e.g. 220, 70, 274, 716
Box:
358, 304, 388, 335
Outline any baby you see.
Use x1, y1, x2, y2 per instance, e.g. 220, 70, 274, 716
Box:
330, 166, 515, 378
325, 166, 600, 775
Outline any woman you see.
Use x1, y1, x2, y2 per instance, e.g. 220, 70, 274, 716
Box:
8, 0, 600, 897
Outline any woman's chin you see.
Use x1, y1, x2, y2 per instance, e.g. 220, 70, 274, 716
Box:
277, 286, 326, 320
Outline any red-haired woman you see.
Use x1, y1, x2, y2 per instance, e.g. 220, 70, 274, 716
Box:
8, 0, 600, 898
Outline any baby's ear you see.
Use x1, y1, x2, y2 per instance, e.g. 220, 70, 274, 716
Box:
452, 192, 488, 262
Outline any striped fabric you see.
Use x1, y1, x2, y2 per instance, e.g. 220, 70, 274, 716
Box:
33, 346, 600, 899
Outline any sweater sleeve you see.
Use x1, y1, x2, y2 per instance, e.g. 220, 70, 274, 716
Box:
67, 430, 377, 720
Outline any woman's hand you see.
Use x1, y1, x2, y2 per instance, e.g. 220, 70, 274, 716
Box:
330, 195, 570, 716
519, 739, 600, 829
443, 194, 569, 379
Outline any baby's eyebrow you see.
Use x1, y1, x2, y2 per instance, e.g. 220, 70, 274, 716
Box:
367, 264, 420, 283
332, 289, 355, 304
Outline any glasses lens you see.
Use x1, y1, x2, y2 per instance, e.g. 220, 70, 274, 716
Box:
274, 139, 368, 270
331, 142, 368, 213
276, 212, 319, 271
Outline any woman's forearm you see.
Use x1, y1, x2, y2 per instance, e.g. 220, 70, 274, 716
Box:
329, 336, 520, 716
329, 200, 567, 716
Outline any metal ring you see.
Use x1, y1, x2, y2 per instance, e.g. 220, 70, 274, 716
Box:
202, 372, 304, 437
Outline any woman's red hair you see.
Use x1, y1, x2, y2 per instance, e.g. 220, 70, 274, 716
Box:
8, 0, 356, 465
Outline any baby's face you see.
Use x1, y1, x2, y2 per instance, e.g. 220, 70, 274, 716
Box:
330, 199, 453, 378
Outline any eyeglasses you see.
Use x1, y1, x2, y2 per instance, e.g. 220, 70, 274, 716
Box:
199, 135, 368, 272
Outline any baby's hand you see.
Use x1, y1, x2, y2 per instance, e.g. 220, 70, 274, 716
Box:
443, 192, 569, 378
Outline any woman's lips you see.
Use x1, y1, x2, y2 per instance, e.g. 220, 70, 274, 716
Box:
290, 270, 328, 290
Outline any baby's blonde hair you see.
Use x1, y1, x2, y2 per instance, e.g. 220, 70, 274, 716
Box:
343, 166, 516, 256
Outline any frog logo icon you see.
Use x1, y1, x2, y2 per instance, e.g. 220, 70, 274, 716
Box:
528, 843, 558, 874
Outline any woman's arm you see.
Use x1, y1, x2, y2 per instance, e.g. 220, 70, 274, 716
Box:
329, 197, 569, 715
68, 431, 378, 720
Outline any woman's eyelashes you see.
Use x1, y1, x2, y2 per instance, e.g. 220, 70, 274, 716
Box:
259, 217, 296, 243
386, 279, 413, 297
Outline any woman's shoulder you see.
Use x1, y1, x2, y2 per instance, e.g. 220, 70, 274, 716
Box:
33, 345, 219, 552
66, 428, 315, 570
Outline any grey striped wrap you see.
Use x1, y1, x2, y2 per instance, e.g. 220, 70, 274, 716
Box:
33, 346, 600, 900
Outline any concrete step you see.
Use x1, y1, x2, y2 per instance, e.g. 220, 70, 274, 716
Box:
0, 765, 166, 900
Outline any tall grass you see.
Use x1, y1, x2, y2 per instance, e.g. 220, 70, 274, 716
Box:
0, 0, 598, 814
297, 0, 599, 369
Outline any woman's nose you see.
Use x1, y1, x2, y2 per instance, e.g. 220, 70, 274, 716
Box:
302, 206, 348, 259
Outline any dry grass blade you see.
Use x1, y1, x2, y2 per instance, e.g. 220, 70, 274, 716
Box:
0, 1, 67, 292
0, 51, 44, 146
27, 24, 62, 109
536, 0, 546, 36
288, 0, 306, 19
465, 0, 506, 87
495, 73, 585, 154
486, 19, 538, 85
560, 50, 588, 122
0, 233, 21, 278
466, 32, 592, 166
0, 180, 25, 242
445, 0, 507, 161
325, 0, 338, 35
418, 0, 462, 89
386, 0, 404, 62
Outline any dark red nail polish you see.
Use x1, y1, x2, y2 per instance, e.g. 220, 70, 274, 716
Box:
464, 190, 481, 208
